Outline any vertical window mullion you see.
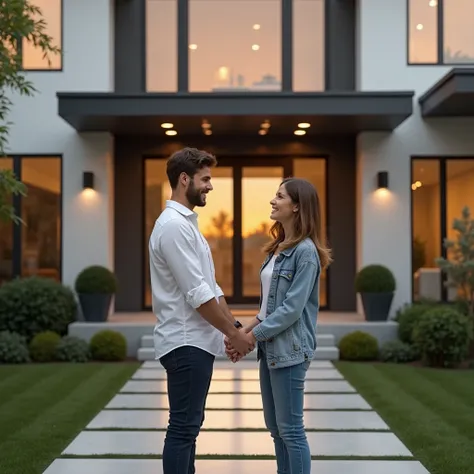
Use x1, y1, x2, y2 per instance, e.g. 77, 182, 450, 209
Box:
440, 158, 448, 301
282, 0, 293, 91
177, 0, 189, 91
12, 157, 22, 278
437, 0, 444, 64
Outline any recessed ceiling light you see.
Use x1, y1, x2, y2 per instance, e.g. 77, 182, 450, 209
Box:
189, 44, 198, 50
202, 123, 211, 129
165, 130, 177, 136
253, 24, 261, 30
259, 129, 267, 135
252, 44, 260, 51
161, 123, 174, 129
429, 0, 437, 6
261, 122, 271, 129
294, 130, 306, 136
298, 122, 310, 129
204, 129, 212, 136
416, 24, 424, 30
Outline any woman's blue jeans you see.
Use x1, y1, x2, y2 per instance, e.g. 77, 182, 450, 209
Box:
259, 354, 311, 474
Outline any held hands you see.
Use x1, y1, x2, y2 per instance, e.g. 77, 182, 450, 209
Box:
224, 326, 256, 363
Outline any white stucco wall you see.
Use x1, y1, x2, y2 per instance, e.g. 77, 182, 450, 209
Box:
4, 0, 115, 289
356, 0, 474, 315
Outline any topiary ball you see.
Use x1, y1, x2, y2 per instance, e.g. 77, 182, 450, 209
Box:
89, 330, 127, 361
29, 331, 61, 362
339, 330, 379, 361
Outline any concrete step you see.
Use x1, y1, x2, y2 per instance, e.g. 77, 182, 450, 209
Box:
140, 333, 336, 349
137, 345, 339, 362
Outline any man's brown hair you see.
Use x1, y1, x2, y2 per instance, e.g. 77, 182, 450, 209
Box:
166, 147, 217, 189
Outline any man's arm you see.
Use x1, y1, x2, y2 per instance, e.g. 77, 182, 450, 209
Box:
158, 220, 239, 339
217, 294, 239, 326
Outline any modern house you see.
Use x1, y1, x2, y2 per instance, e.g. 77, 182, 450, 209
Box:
1, 0, 474, 321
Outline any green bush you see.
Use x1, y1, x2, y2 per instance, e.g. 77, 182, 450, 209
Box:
395, 303, 435, 345
413, 307, 474, 368
339, 331, 379, 361
75, 265, 118, 294
29, 331, 61, 362
0, 277, 77, 341
0, 331, 30, 364
56, 336, 90, 363
379, 340, 419, 363
355, 265, 396, 293
90, 330, 127, 361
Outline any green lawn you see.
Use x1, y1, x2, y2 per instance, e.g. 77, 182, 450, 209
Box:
335, 361, 474, 474
0, 362, 140, 474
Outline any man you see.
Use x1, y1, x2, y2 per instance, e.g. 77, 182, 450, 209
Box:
149, 147, 254, 474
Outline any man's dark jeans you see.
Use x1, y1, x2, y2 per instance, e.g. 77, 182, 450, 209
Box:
159, 345, 215, 474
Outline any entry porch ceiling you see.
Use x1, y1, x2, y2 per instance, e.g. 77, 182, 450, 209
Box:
419, 68, 474, 117
57, 91, 414, 136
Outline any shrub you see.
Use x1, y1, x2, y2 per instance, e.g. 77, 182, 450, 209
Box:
0, 277, 77, 341
379, 340, 419, 363
413, 307, 474, 368
355, 265, 396, 293
0, 331, 30, 364
90, 330, 127, 361
56, 336, 90, 363
75, 265, 118, 294
395, 303, 435, 345
339, 331, 379, 361
29, 331, 61, 362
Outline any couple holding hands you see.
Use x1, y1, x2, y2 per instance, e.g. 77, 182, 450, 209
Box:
149, 147, 331, 474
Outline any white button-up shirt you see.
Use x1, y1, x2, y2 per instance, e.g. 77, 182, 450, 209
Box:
149, 200, 226, 360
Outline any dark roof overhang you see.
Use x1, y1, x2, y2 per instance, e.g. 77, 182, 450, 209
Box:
57, 91, 414, 136
419, 68, 474, 117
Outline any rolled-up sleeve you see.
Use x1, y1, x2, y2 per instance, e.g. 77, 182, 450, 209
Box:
159, 219, 215, 309
215, 283, 224, 298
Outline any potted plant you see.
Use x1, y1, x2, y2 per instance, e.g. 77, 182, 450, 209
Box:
75, 265, 118, 322
355, 264, 396, 321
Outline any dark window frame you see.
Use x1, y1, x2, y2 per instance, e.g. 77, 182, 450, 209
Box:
410, 155, 474, 303
142, 154, 330, 310
407, 0, 474, 66
2, 155, 63, 281
18, 0, 64, 72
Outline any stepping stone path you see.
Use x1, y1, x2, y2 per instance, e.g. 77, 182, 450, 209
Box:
43, 359, 430, 474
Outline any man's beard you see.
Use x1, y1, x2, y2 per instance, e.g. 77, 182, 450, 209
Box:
186, 181, 206, 207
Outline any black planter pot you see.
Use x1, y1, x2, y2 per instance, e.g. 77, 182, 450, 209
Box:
360, 292, 394, 321
78, 293, 113, 322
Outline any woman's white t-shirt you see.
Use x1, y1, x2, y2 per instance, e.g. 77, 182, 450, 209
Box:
256, 255, 277, 320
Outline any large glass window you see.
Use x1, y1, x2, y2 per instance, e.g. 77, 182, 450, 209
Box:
146, 0, 178, 91
411, 157, 474, 302
188, 0, 281, 92
0, 156, 62, 284
293, 0, 325, 91
0, 159, 14, 286
22, 0, 62, 70
408, 0, 474, 65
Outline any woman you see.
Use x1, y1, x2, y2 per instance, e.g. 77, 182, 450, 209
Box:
226, 177, 332, 474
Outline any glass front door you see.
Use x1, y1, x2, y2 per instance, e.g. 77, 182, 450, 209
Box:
144, 156, 327, 308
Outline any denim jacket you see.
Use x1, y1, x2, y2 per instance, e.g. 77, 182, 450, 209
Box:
252, 238, 321, 369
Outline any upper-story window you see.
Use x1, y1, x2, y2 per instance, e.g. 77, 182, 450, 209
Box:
21, 0, 62, 70
146, 0, 325, 92
408, 0, 474, 65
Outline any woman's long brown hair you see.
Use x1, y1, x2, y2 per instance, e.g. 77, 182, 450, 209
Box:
263, 177, 332, 269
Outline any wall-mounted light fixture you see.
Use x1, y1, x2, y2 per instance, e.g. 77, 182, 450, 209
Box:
83, 171, 94, 189
377, 171, 389, 189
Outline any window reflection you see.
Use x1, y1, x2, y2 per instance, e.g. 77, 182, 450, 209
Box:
242, 167, 283, 297
21, 158, 62, 281
22, 0, 62, 70
0, 159, 14, 286
446, 160, 474, 301
444, 0, 474, 64
408, 0, 438, 64
189, 0, 281, 92
146, 0, 178, 91
293, 0, 325, 91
